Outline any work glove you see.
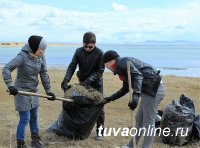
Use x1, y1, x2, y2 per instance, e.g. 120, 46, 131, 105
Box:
61, 79, 69, 92
8, 86, 18, 96
103, 97, 112, 104
47, 92, 56, 101
128, 94, 140, 110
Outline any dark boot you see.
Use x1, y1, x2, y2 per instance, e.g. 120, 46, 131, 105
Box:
31, 134, 45, 148
17, 140, 27, 148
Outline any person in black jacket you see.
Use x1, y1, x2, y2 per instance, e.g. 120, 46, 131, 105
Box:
61, 32, 105, 140
103, 50, 165, 148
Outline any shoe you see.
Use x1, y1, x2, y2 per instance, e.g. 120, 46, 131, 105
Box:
95, 135, 104, 141
31, 140, 45, 148
31, 134, 45, 148
17, 140, 27, 148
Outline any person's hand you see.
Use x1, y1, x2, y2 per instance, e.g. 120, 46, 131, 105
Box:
8, 86, 18, 96
47, 92, 56, 101
80, 80, 91, 89
61, 79, 69, 92
128, 95, 139, 110
103, 97, 112, 104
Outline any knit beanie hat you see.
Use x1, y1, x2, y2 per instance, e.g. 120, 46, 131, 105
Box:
28, 35, 47, 53
103, 50, 119, 63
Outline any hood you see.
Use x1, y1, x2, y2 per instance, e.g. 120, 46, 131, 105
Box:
21, 43, 33, 53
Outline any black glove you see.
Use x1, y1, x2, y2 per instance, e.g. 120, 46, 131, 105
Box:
104, 97, 112, 104
47, 92, 56, 101
128, 95, 140, 110
80, 80, 91, 89
8, 86, 18, 96
61, 79, 69, 92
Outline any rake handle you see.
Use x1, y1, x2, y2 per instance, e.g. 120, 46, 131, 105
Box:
127, 61, 137, 147
7, 90, 74, 102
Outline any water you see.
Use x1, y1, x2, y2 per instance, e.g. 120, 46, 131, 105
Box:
0, 44, 200, 77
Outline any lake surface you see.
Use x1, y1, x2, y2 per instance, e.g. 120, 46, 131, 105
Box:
0, 44, 200, 77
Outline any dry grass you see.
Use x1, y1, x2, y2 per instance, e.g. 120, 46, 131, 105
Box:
65, 84, 103, 104
0, 68, 200, 148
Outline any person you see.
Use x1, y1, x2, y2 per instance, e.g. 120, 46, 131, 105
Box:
103, 50, 165, 148
61, 32, 105, 140
2, 35, 56, 148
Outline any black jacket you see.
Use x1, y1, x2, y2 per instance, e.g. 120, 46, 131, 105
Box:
64, 46, 104, 90
109, 57, 161, 101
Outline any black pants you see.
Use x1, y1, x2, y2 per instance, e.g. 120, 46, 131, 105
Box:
80, 80, 105, 135
96, 107, 105, 135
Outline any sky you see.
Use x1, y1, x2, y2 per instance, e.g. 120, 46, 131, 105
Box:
0, 0, 200, 44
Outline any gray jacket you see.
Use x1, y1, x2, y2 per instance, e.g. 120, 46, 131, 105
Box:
2, 44, 51, 111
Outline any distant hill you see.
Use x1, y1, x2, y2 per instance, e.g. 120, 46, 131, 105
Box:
134, 40, 200, 46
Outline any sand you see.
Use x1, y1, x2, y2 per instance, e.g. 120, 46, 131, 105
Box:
0, 68, 200, 148
0, 42, 81, 48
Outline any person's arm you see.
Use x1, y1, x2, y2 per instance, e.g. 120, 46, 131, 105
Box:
129, 62, 143, 96
61, 49, 79, 91
64, 49, 79, 82
2, 54, 23, 87
83, 52, 104, 84
105, 81, 129, 103
2, 54, 23, 96
39, 56, 56, 100
128, 62, 143, 110
39, 56, 51, 93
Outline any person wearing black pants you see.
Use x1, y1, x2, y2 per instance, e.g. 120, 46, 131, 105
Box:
61, 32, 105, 140
88, 80, 105, 138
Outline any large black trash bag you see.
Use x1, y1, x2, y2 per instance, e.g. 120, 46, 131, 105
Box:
47, 85, 104, 140
192, 115, 200, 141
179, 94, 195, 114
161, 100, 194, 146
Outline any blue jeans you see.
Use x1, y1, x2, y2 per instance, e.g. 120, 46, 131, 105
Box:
16, 107, 39, 141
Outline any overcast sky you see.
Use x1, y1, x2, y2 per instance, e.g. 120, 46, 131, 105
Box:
0, 0, 200, 43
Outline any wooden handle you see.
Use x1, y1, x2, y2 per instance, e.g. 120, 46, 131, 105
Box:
127, 61, 137, 147
7, 90, 74, 102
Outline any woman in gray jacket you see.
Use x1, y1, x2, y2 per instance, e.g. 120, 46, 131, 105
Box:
2, 35, 55, 148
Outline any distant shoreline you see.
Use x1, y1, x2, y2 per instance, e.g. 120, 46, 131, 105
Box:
0, 64, 200, 78
0, 42, 81, 47
1, 42, 200, 48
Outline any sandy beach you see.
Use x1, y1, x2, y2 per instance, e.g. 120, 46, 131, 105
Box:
0, 68, 200, 148
0, 42, 81, 48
